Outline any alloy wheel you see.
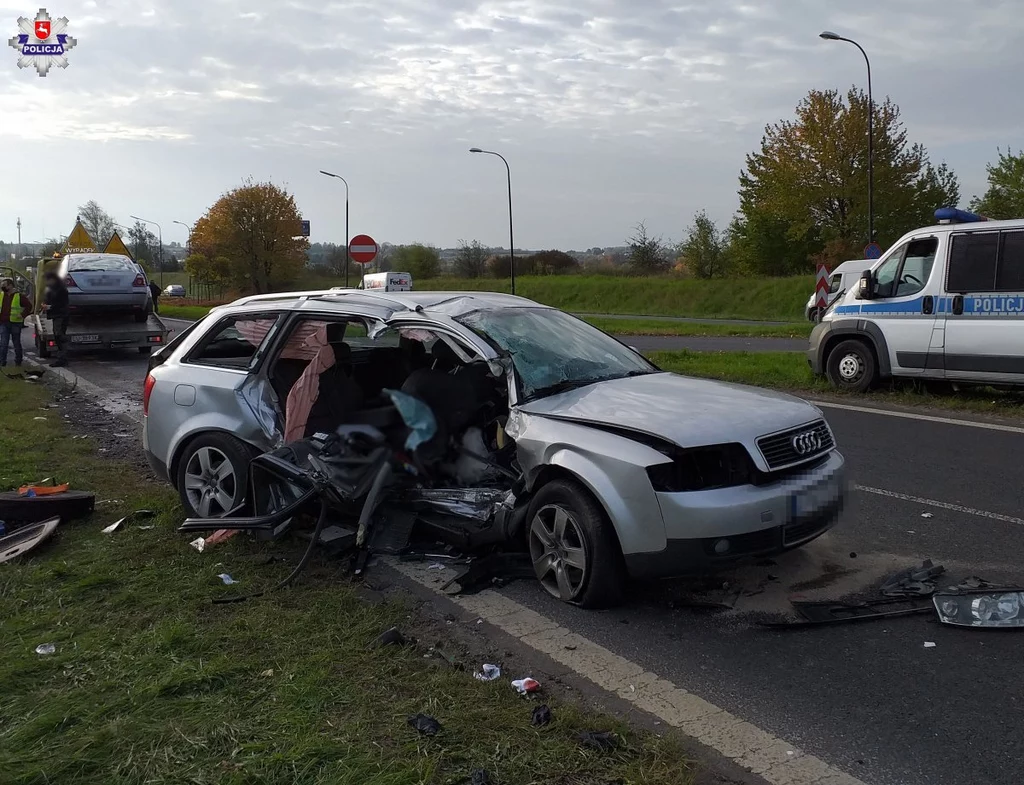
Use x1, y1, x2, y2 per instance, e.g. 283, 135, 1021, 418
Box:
184, 446, 237, 517
529, 503, 589, 601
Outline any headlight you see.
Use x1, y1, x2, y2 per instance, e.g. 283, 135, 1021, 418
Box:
933, 591, 1024, 628
646, 443, 753, 492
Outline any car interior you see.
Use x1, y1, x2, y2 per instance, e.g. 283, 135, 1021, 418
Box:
266, 317, 515, 486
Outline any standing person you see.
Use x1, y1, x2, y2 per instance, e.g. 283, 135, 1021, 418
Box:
43, 271, 70, 367
149, 279, 161, 314
0, 278, 32, 368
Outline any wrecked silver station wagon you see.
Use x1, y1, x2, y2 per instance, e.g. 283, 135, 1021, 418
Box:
143, 290, 847, 607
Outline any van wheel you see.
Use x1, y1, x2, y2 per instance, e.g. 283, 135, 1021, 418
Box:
827, 339, 877, 393
526, 479, 624, 609
176, 434, 254, 518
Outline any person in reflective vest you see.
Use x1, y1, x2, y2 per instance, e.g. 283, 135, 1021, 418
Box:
0, 278, 32, 368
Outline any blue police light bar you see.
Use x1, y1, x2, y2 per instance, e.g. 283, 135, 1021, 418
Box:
934, 207, 987, 224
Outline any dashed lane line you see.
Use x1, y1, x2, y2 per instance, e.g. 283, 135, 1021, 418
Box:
855, 485, 1024, 527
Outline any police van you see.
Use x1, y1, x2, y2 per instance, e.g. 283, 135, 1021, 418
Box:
808, 208, 1024, 391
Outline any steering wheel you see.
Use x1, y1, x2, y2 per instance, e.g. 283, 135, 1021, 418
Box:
901, 274, 922, 288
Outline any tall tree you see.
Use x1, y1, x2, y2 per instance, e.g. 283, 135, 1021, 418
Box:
627, 221, 667, 273
678, 210, 726, 278
127, 220, 158, 267
970, 148, 1024, 219
77, 200, 116, 246
527, 249, 579, 275
454, 240, 487, 278
391, 244, 441, 279
190, 179, 308, 294
738, 88, 960, 268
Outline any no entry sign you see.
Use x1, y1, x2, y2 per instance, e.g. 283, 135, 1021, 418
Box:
349, 234, 378, 265
815, 264, 830, 309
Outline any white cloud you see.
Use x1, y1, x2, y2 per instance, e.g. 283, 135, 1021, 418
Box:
2, 0, 1024, 248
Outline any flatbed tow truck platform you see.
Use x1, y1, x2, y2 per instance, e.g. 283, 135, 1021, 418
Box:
27, 312, 170, 358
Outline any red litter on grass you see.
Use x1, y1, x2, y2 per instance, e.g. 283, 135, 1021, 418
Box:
512, 677, 541, 695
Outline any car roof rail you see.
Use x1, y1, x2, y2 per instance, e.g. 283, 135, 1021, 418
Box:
304, 290, 413, 311
228, 288, 346, 307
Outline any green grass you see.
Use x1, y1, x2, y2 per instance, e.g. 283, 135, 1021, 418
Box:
159, 304, 215, 321
584, 317, 813, 339
0, 376, 695, 785
412, 275, 813, 322
649, 350, 1024, 416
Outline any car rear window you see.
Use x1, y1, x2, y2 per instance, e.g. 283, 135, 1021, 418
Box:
68, 255, 137, 272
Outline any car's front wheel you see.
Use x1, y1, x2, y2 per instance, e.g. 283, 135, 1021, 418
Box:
526, 479, 624, 609
176, 433, 254, 518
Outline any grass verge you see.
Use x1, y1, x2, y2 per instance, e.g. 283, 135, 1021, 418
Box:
584, 317, 813, 339
0, 376, 695, 785
159, 304, 216, 321
649, 350, 1024, 417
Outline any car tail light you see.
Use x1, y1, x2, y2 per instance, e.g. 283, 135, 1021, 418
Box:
133, 274, 147, 287
143, 374, 156, 416
64, 275, 77, 288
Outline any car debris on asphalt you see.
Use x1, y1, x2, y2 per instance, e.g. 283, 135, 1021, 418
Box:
512, 677, 541, 695
1, 518, 60, 563
474, 663, 501, 682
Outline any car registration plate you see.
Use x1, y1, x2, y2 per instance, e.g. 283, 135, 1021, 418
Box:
92, 276, 115, 286
791, 473, 842, 520
72, 334, 100, 343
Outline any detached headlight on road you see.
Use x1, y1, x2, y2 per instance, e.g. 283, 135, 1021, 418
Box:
933, 591, 1024, 628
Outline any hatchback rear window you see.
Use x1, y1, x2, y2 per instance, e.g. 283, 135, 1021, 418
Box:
67, 255, 138, 272
187, 314, 283, 370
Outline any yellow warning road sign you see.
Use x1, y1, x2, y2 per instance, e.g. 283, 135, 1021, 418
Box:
103, 230, 133, 259
62, 219, 96, 254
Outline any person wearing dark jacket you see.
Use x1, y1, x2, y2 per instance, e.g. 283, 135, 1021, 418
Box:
149, 280, 161, 314
43, 271, 70, 367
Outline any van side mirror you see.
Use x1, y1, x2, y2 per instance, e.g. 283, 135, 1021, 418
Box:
857, 270, 874, 300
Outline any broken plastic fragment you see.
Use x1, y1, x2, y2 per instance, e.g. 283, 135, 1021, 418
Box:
189, 537, 205, 552
921, 512, 934, 519
407, 713, 442, 736
35, 643, 55, 655
923, 641, 936, 648
369, 627, 406, 649
511, 677, 540, 694
577, 730, 618, 751
474, 664, 501, 681
101, 517, 127, 534
205, 529, 239, 547
531, 704, 552, 726
217, 573, 239, 585
427, 562, 446, 571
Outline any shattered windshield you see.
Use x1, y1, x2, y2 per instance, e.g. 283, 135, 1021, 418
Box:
458, 307, 655, 401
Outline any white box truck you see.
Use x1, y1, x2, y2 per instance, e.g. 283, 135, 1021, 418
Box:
361, 272, 412, 292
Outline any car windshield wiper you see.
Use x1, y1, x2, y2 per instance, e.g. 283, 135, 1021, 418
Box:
524, 378, 601, 402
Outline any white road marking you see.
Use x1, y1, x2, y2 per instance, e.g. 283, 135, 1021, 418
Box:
855, 485, 1024, 526
811, 400, 1024, 435
392, 560, 868, 785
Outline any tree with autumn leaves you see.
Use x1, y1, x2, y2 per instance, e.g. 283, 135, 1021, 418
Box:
187, 179, 308, 295
732, 88, 960, 273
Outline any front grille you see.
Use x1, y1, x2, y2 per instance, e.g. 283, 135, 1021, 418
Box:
756, 420, 834, 470
783, 517, 832, 546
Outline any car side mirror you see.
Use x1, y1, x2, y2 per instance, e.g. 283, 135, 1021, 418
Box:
857, 270, 874, 300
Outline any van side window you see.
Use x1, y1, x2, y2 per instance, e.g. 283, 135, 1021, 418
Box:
828, 274, 842, 294
996, 231, 1024, 291
895, 238, 938, 297
947, 232, 999, 292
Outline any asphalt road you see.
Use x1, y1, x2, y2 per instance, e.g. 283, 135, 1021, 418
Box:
19, 322, 1024, 785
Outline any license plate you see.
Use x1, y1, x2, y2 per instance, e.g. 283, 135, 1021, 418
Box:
72, 334, 100, 343
92, 276, 115, 286
791, 473, 841, 519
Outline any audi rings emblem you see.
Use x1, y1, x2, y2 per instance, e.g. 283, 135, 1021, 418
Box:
791, 431, 822, 455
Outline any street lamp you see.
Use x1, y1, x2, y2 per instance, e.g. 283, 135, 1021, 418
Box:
820, 30, 875, 247
469, 147, 516, 295
130, 215, 164, 287
319, 170, 350, 288
172, 220, 193, 257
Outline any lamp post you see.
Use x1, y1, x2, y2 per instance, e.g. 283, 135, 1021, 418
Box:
820, 31, 874, 246
172, 220, 193, 257
130, 215, 163, 287
469, 147, 516, 295
319, 170, 350, 288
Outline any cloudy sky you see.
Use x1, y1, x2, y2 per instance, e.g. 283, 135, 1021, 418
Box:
3, 0, 1022, 251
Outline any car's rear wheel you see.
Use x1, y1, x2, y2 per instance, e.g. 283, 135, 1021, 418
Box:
176, 434, 254, 518
526, 479, 624, 609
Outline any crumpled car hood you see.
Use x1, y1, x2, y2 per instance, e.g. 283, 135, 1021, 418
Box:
517, 372, 822, 449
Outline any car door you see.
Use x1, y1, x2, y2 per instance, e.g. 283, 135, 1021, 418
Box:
859, 236, 943, 376
942, 228, 1024, 383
